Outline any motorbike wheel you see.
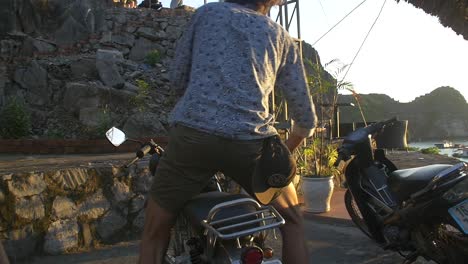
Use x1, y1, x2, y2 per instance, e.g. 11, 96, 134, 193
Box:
415, 223, 468, 264
344, 189, 373, 239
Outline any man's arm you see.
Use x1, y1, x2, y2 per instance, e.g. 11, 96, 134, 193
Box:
276, 39, 318, 148
169, 10, 203, 97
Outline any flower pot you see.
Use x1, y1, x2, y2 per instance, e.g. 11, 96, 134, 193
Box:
301, 176, 334, 213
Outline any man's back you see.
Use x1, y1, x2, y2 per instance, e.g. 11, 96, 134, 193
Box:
170, 2, 316, 140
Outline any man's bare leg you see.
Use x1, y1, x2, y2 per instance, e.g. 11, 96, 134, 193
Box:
0, 242, 9, 264
138, 198, 176, 264
271, 183, 309, 264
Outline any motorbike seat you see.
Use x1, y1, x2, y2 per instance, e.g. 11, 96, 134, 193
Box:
388, 164, 453, 202
182, 192, 258, 235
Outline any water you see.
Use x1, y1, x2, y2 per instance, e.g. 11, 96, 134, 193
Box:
409, 139, 468, 163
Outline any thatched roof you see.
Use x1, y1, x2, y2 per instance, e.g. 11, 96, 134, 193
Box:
396, 0, 467, 40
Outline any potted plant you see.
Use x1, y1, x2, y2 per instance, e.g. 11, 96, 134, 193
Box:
298, 137, 341, 213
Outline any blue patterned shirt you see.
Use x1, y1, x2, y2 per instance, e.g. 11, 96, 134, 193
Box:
169, 2, 317, 140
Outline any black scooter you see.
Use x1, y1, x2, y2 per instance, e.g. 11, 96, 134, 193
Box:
336, 118, 468, 264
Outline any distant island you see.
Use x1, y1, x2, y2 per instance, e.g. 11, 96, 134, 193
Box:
338, 86, 468, 140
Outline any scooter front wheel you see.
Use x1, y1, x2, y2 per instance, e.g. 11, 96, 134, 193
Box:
344, 189, 372, 239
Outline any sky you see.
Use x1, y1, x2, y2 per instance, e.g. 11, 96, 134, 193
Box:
143, 0, 468, 103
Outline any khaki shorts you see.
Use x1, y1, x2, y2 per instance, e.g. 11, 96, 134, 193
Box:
150, 124, 265, 213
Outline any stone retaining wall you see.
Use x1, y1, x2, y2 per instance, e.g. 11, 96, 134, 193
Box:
0, 158, 153, 260
0, 6, 195, 140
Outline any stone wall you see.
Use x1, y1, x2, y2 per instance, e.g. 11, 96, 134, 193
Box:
0, 6, 194, 140
0, 158, 153, 260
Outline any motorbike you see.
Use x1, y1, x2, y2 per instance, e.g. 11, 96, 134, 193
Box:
336, 118, 468, 264
105, 127, 284, 264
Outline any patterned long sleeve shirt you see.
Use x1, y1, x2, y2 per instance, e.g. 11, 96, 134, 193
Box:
169, 2, 317, 140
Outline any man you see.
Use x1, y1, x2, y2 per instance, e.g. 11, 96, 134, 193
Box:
170, 0, 182, 8
1, 242, 9, 264
139, 1, 317, 263
137, 0, 162, 10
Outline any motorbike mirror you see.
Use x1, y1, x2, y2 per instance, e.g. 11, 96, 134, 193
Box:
106, 127, 127, 147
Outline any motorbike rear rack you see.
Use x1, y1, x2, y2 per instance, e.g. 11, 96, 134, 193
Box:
201, 198, 285, 241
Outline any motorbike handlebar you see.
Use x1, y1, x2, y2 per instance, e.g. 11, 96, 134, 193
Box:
124, 140, 164, 168
136, 144, 152, 158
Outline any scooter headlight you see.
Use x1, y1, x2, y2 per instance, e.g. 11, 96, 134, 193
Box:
443, 175, 468, 202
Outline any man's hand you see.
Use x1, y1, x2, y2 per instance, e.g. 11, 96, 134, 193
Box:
285, 128, 316, 153
285, 133, 305, 153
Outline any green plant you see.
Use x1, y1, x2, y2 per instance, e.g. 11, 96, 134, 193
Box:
145, 50, 161, 66
0, 97, 31, 139
95, 107, 113, 137
46, 128, 65, 139
421, 147, 440, 155
131, 79, 150, 111
299, 138, 341, 178
406, 146, 420, 151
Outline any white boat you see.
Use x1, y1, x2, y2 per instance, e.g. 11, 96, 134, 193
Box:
435, 140, 454, 149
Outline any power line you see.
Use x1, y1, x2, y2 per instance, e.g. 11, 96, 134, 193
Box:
341, 0, 388, 82
316, 0, 329, 24
312, 0, 368, 46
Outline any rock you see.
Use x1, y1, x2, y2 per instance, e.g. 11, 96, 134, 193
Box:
96, 210, 127, 241
123, 112, 167, 138
123, 82, 139, 93
96, 49, 124, 64
129, 37, 163, 62
48, 168, 90, 191
0, 64, 6, 107
70, 58, 99, 80
111, 180, 132, 204
0, 186, 5, 204
31, 38, 56, 53
100, 31, 112, 44
96, 50, 125, 89
79, 107, 102, 127
4, 225, 38, 260
7, 172, 47, 198
62, 82, 106, 115
130, 195, 146, 213
78, 189, 110, 220
125, 26, 137, 33
44, 219, 79, 255
14, 60, 50, 106
14, 195, 45, 222
112, 33, 135, 47
52, 196, 77, 220
132, 166, 152, 194
165, 25, 183, 40
136, 27, 167, 41
133, 209, 145, 230
55, 15, 89, 46
115, 13, 127, 25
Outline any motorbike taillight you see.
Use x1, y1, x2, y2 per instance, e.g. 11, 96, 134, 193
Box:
241, 247, 263, 264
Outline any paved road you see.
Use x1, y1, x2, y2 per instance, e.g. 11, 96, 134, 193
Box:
20, 218, 433, 264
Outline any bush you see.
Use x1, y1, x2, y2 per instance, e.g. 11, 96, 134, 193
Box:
0, 97, 31, 139
406, 146, 420, 151
421, 147, 440, 155
131, 79, 150, 111
145, 50, 161, 66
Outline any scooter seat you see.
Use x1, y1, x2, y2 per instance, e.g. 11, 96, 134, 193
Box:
388, 164, 453, 202
182, 192, 258, 235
